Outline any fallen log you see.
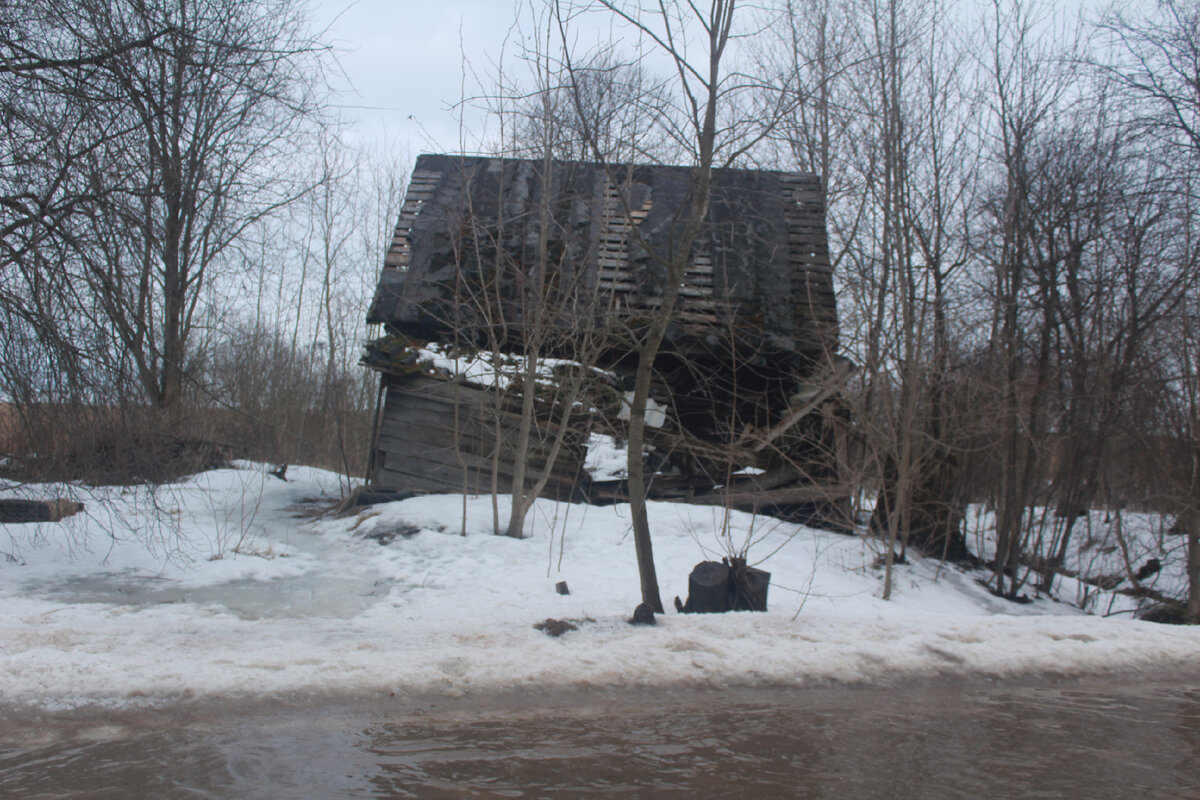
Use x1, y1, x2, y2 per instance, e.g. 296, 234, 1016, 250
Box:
0, 498, 84, 523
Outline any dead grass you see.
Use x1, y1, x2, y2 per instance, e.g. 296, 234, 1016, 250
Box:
0, 401, 367, 485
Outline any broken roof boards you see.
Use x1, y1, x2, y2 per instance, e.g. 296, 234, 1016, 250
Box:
369, 154, 836, 361
364, 153, 846, 521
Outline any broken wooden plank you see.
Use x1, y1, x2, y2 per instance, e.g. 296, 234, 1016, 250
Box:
749, 359, 855, 453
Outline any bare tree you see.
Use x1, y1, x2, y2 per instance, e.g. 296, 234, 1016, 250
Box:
1164, 281, 1200, 623
1096, 0, 1200, 622
766, 0, 979, 597
977, 0, 1077, 598
64, 0, 326, 410
0, 1, 174, 399
553, 0, 792, 613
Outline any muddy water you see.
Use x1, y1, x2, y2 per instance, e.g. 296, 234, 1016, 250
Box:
2, 678, 1199, 799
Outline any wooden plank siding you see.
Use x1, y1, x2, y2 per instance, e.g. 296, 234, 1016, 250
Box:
372, 373, 585, 497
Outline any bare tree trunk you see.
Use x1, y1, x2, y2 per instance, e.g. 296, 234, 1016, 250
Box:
561, 0, 744, 613
626, 330, 669, 612
1188, 441, 1200, 623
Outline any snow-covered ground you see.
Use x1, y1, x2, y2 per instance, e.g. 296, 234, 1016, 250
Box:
2, 463, 1199, 709
962, 503, 1192, 618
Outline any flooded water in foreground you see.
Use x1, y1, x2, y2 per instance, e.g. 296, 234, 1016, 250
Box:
3, 677, 1199, 799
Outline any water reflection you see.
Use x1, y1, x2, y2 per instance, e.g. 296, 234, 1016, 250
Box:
2, 678, 1199, 799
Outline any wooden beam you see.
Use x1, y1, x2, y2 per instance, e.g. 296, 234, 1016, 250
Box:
683, 483, 851, 508
749, 359, 854, 453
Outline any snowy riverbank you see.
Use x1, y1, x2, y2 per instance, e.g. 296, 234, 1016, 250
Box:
3, 463, 1199, 708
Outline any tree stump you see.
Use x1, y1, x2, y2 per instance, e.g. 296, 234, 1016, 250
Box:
675, 561, 731, 613
728, 558, 771, 612
674, 559, 771, 613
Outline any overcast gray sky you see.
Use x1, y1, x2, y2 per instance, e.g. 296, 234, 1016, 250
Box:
312, 0, 706, 162
313, 0, 616, 157
311, 0, 1102, 162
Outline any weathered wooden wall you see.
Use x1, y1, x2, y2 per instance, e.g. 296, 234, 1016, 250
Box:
373, 373, 585, 497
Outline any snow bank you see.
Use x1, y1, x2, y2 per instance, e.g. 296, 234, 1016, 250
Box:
2, 464, 1199, 708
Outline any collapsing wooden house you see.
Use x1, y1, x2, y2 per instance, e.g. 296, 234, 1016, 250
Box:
364, 153, 850, 523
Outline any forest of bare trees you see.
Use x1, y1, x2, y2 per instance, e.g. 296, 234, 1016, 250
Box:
755, 0, 1200, 617
0, 0, 399, 481
3, 0, 1200, 620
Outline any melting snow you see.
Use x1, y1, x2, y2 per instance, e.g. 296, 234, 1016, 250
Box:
2, 463, 1199, 708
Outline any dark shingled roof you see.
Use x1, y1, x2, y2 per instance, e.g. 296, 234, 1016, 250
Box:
368, 153, 836, 362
